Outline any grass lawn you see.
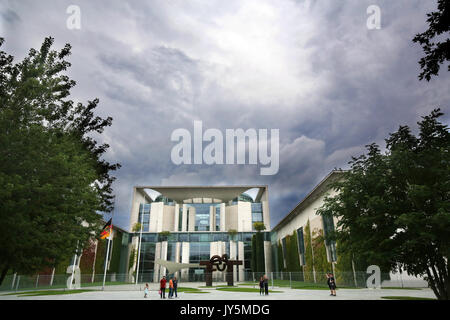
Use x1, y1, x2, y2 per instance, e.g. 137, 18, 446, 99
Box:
216, 287, 283, 293
176, 287, 209, 293
381, 287, 423, 290
199, 285, 238, 288
3, 289, 96, 297
381, 296, 436, 300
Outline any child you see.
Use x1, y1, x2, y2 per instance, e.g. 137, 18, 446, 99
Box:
327, 273, 337, 296
144, 283, 149, 298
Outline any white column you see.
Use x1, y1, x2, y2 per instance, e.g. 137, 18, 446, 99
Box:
264, 241, 272, 273
262, 200, 270, 231
160, 241, 168, 276
181, 242, 190, 281
150, 202, 164, 232
188, 207, 196, 231
230, 240, 237, 282
174, 242, 181, 278
174, 204, 180, 231
153, 242, 161, 283
238, 241, 245, 282
182, 204, 187, 231
209, 206, 215, 231
220, 203, 226, 231
237, 202, 252, 232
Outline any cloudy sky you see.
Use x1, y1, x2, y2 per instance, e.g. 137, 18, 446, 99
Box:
1, 0, 449, 230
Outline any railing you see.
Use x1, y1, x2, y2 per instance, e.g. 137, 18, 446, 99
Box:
0, 271, 429, 293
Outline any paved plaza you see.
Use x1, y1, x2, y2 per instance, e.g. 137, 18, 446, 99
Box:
0, 282, 436, 300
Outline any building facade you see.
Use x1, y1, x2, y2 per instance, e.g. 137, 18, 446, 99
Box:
127, 186, 272, 283
270, 171, 343, 281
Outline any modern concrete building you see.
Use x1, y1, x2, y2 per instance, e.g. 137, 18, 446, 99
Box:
271, 170, 343, 277
270, 170, 428, 287
127, 185, 272, 283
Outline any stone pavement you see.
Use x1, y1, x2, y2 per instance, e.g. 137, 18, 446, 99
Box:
0, 282, 436, 300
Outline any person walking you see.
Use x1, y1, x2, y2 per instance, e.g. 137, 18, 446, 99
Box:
263, 274, 269, 296
327, 273, 337, 296
173, 276, 178, 298
144, 283, 149, 298
168, 277, 174, 299
160, 276, 167, 299
259, 276, 264, 296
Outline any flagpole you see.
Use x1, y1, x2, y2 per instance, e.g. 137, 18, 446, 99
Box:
135, 204, 144, 285
102, 197, 115, 291
102, 235, 112, 290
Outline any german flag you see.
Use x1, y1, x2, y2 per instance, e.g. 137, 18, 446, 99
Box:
100, 218, 112, 239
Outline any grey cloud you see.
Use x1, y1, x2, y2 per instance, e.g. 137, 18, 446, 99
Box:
3, 0, 450, 229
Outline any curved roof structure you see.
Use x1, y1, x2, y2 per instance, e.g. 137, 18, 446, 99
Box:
135, 185, 267, 203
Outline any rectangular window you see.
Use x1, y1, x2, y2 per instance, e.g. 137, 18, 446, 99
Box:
178, 207, 183, 231
251, 203, 263, 231
138, 203, 151, 232
297, 227, 306, 265
323, 214, 337, 262
215, 206, 220, 231
281, 237, 287, 268
167, 242, 176, 262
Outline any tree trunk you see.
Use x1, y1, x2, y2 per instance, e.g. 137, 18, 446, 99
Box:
426, 268, 441, 300
0, 264, 9, 286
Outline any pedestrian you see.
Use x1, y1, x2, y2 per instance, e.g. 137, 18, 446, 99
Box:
263, 274, 269, 295
327, 273, 337, 296
144, 283, 149, 298
160, 276, 167, 299
259, 276, 264, 295
168, 277, 174, 299
173, 276, 178, 298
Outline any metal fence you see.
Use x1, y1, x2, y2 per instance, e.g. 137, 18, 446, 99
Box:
0, 270, 429, 292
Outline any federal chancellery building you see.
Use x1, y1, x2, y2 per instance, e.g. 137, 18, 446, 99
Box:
127, 185, 272, 283
120, 172, 347, 283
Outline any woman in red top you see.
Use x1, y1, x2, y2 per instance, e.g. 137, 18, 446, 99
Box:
160, 276, 167, 299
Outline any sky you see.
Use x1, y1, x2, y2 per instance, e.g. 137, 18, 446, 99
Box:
1, 0, 449, 231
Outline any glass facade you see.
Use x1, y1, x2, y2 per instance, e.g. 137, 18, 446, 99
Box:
251, 202, 263, 230
167, 242, 176, 262
188, 242, 210, 281
215, 206, 220, 231
132, 192, 270, 281
186, 203, 220, 231
138, 203, 151, 232
138, 242, 156, 279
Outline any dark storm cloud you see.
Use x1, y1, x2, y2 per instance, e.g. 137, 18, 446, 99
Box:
1, 0, 449, 229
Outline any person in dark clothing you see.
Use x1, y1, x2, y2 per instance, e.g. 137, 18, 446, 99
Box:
259, 276, 264, 295
263, 274, 269, 295
160, 276, 167, 299
327, 273, 337, 296
173, 276, 178, 298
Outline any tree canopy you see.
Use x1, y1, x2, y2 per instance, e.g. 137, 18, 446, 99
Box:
413, 0, 450, 81
0, 37, 120, 284
318, 109, 450, 300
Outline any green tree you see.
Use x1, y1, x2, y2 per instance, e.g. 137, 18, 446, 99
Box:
303, 220, 314, 282
0, 37, 120, 285
276, 240, 284, 273
318, 109, 450, 299
253, 221, 266, 232
413, 0, 450, 81
132, 222, 142, 233
228, 229, 238, 241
